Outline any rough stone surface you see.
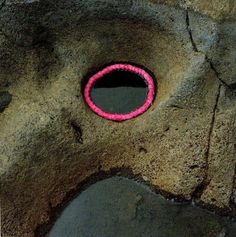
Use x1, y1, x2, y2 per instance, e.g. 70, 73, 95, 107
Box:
185, 0, 236, 21
0, 1, 236, 237
200, 87, 236, 209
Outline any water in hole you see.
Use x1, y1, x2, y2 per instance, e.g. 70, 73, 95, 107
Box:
90, 70, 148, 114
49, 177, 236, 237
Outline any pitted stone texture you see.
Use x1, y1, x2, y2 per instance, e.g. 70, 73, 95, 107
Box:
200, 87, 236, 209
185, 0, 236, 21
0, 1, 236, 237
0, 34, 27, 88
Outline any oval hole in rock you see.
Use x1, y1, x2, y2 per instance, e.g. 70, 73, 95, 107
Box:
84, 64, 156, 121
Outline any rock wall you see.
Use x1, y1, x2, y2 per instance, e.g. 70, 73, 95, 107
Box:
0, 1, 236, 236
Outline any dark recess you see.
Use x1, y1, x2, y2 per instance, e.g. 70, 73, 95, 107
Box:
0, 91, 12, 112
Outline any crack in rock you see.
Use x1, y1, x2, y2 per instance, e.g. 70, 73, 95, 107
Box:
192, 85, 222, 198
186, 10, 198, 53
71, 121, 83, 144
185, 9, 235, 92
186, 10, 234, 199
205, 84, 222, 173
206, 56, 231, 89
0, 91, 12, 112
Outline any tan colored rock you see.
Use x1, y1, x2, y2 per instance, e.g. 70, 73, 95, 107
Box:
0, 1, 236, 236
185, 0, 236, 21
200, 87, 236, 209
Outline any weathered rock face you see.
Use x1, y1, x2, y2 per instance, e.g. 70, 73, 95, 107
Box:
0, 0, 235, 236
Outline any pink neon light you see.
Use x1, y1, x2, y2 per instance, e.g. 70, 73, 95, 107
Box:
84, 63, 155, 121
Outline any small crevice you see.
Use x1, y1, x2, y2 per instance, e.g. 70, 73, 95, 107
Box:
205, 56, 232, 90
192, 84, 222, 198
229, 83, 236, 91
186, 10, 198, 53
0, 91, 12, 112
167, 104, 184, 109
204, 82, 220, 168
191, 179, 211, 200
139, 147, 147, 154
71, 121, 83, 144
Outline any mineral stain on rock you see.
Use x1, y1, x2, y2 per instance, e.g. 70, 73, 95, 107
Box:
49, 177, 236, 237
0, 91, 12, 112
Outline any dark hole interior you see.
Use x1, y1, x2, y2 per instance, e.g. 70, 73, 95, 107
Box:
90, 70, 148, 114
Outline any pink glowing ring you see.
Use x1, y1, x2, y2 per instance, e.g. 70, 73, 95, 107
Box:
84, 63, 156, 121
